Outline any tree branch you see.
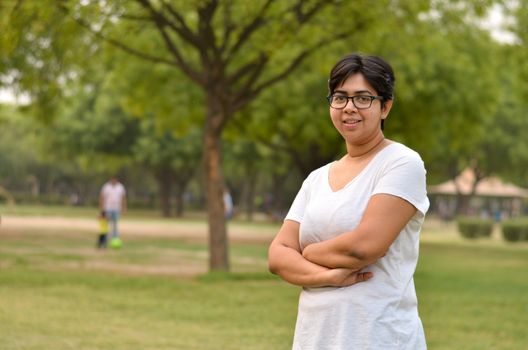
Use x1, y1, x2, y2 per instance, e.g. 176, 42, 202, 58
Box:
233, 30, 353, 111
231, 116, 297, 156
231, 115, 318, 176
227, 53, 268, 85
237, 53, 268, 91
158, 0, 205, 50
228, 0, 341, 110
290, 0, 329, 24
55, 1, 178, 68
225, 0, 274, 60
197, 0, 221, 61
88, 3, 151, 22
118, 13, 152, 22
133, 0, 204, 83
230, 50, 308, 111
219, 0, 235, 52
156, 23, 204, 84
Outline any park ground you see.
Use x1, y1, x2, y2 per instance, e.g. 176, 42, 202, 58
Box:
1, 205, 527, 349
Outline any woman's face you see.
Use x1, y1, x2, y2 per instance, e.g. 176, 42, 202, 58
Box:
329, 73, 392, 146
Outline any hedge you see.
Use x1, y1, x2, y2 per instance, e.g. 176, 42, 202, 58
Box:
501, 218, 528, 242
457, 217, 494, 239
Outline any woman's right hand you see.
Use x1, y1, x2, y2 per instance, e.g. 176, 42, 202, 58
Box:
325, 268, 373, 287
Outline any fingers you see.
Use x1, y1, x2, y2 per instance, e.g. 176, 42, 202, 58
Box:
355, 271, 373, 282
327, 268, 373, 287
336, 270, 373, 286
344, 271, 373, 286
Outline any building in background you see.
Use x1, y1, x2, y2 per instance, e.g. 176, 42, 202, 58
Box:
428, 168, 528, 221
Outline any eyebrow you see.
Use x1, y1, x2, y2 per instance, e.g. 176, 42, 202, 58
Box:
333, 89, 374, 95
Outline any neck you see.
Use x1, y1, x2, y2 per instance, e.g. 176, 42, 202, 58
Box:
345, 134, 387, 159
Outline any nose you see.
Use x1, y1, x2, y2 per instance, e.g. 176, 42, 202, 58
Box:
343, 97, 358, 112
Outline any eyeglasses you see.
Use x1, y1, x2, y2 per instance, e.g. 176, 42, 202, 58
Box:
327, 94, 384, 110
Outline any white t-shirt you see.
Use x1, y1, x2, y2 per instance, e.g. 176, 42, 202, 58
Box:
285, 142, 429, 350
100, 182, 126, 211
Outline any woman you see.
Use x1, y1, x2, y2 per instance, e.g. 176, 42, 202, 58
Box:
268, 53, 429, 349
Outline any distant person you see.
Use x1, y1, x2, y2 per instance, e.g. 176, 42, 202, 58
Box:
223, 188, 234, 220
96, 210, 108, 249
69, 192, 80, 206
99, 176, 126, 248
268, 53, 429, 349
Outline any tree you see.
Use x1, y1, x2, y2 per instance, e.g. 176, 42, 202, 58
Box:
2, 0, 509, 266
0, 104, 41, 193
502, 3, 528, 188
0, 1, 96, 121
237, 1, 507, 216
0, 103, 85, 203
364, 2, 506, 214
101, 47, 205, 217
234, 53, 344, 179
47, 0, 379, 271
133, 120, 202, 217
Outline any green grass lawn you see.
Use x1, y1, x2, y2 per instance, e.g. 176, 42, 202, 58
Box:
1, 211, 527, 349
0, 203, 204, 221
417, 243, 528, 349
0, 268, 298, 350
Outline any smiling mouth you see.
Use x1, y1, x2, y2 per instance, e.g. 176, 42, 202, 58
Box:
343, 119, 360, 125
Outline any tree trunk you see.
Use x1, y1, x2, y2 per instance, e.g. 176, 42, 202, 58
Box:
155, 170, 172, 218
456, 193, 471, 216
28, 175, 40, 197
244, 172, 257, 221
174, 181, 185, 217
270, 173, 287, 220
204, 99, 229, 271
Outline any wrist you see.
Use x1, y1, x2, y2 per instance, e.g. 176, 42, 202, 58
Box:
304, 268, 334, 288
302, 244, 322, 265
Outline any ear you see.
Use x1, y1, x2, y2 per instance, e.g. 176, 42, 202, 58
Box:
381, 99, 393, 119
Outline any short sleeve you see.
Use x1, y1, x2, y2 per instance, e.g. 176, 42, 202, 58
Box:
284, 178, 311, 223
372, 153, 429, 216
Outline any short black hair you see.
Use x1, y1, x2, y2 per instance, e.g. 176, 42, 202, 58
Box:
328, 53, 395, 129
328, 53, 395, 100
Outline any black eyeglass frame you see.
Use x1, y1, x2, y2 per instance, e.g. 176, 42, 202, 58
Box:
326, 94, 384, 110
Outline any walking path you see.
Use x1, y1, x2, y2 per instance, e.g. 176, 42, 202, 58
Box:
0, 215, 278, 244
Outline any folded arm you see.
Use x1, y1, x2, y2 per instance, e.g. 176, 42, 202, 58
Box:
302, 194, 417, 270
268, 220, 372, 288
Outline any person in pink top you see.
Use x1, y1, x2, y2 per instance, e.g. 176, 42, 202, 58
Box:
99, 176, 127, 247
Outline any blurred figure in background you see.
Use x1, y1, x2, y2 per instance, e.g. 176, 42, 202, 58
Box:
96, 210, 108, 249
99, 176, 126, 248
223, 187, 234, 220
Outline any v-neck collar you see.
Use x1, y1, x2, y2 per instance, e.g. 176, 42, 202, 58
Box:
326, 142, 398, 193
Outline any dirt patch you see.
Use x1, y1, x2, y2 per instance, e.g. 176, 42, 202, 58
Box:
0, 215, 277, 244
42, 259, 208, 278
0, 215, 272, 277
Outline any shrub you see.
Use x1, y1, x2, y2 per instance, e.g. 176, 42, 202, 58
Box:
457, 217, 494, 239
501, 218, 528, 242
